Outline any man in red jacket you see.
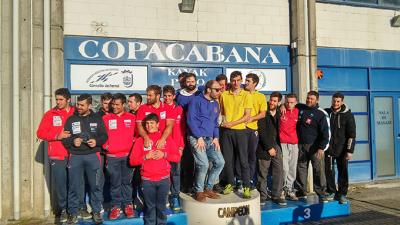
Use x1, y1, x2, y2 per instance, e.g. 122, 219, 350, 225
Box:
103, 93, 136, 220
163, 85, 184, 212
36, 88, 75, 222
130, 113, 181, 225
279, 93, 300, 201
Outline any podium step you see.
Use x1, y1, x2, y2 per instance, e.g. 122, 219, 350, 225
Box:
261, 195, 350, 225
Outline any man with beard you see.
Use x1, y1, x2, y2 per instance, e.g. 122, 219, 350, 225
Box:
324, 92, 356, 204
176, 72, 201, 111
128, 93, 142, 115
97, 92, 113, 117
62, 94, 108, 225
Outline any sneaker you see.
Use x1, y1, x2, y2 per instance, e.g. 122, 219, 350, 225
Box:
326, 193, 336, 201
170, 197, 182, 212
108, 206, 121, 220
59, 209, 68, 223
319, 194, 329, 203
223, 184, 233, 195
78, 208, 92, 220
339, 195, 349, 204
235, 180, 243, 191
286, 191, 299, 201
194, 192, 206, 202
272, 198, 287, 206
204, 188, 221, 199
66, 214, 78, 225
124, 204, 135, 218
213, 183, 224, 194
243, 187, 251, 199
92, 212, 104, 224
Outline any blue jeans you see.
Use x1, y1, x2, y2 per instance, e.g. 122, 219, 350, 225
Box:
189, 136, 225, 193
142, 178, 170, 225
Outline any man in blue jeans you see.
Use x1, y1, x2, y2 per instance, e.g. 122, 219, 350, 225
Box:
187, 80, 225, 202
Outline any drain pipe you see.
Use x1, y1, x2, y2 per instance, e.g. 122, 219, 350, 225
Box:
12, 0, 21, 220
43, 0, 51, 217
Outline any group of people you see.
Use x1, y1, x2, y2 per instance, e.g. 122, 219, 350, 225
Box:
37, 71, 356, 225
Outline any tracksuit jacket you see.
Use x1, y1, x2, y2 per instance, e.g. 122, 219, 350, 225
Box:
102, 112, 136, 157
129, 131, 181, 181
62, 110, 108, 155
36, 106, 75, 160
279, 107, 299, 144
257, 110, 281, 160
296, 103, 330, 150
186, 93, 220, 139
325, 104, 356, 157
176, 88, 202, 111
165, 103, 185, 149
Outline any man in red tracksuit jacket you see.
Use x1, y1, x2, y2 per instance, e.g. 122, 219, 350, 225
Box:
36, 88, 75, 222
163, 85, 184, 212
130, 113, 181, 225
103, 93, 136, 220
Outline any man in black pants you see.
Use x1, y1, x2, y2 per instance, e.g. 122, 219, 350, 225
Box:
324, 92, 356, 204
257, 92, 286, 205
294, 91, 330, 202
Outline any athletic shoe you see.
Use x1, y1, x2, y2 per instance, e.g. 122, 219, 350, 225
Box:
108, 206, 121, 220
339, 195, 349, 204
235, 180, 243, 191
326, 192, 336, 201
66, 214, 78, 225
319, 194, 329, 203
59, 209, 68, 223
286, 191, 299, 201
92, 212, 104, 224
223, 184, 233, 195
272, 198, 287, 206
78, 208, 92, 220
124, 204, 135, 218
213, 183, 224, 194
170, 197, 182, 212
243, 187, 251, 199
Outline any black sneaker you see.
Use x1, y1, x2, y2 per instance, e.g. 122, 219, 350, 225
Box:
59, 209, 68, 223
78, 208, 92, 220
272, 198, 287, 206
66, 214, 78, 225
319, 194, 329, 203
213, 183, 224, 194
92, 212, 104, 224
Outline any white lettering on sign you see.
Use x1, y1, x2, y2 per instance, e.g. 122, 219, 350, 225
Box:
79, 40, 99, 59
304, 208, 311, 219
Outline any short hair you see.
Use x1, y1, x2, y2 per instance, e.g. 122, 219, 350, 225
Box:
307, 90, 319, 99
246, 73, 259, 86
178, 72, 188, 80
144, 113, 159, 124
184, 72, 197, 81
332, 92, 344, 100
204, 80, 216, 94
270, 91, 282, 102
55, 88, 71, 100
100, 92, 113, 102
146, 85, 162, 96
129, 93, 142, 103
163, 85, 176, 95
77, 94, 92, 105
230, 71, 242, 80
216, 74, 227, 82
286, 93, 297, 100
112, 93, 126, 104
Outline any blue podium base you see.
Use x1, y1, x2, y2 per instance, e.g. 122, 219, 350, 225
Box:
261, 195, 350, 225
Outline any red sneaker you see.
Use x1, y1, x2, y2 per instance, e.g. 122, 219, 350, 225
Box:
124, 204, 135, 218
108, 206, 121, 220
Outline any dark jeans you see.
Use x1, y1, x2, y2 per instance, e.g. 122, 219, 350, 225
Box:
220, 128, 251, 187
257, 145, 284, 200
142, 178, 170, 225
170, 162, 181, 198
181, 137, 194, 192
68, 153, 103, 215
50, 158, 68, 212
132, 166, 144, 210
106, 156, 133, 207
295, 144, 326, 196
325, 154, 349, 196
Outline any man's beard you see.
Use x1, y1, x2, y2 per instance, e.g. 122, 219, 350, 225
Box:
186, 85, 196, 91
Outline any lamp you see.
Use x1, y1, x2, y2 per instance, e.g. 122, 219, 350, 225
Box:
179, 0, 196, 13
391, 15, 400, 27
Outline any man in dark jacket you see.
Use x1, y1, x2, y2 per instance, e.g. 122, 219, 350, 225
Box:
324, 92, 356, 204
294, 91, 330, 202
63, 94, 108, 225
256, 92, 286, 205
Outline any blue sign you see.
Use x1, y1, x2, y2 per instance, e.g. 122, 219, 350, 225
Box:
64, 36, 290, 66
150, 67, 223, 90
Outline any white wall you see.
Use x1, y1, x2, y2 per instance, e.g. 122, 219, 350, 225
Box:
64, 0, 290, 45
317, 3, 400, 50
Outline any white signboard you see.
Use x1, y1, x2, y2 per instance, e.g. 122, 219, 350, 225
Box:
226, 68, 287, 91
70, 64, 148, 91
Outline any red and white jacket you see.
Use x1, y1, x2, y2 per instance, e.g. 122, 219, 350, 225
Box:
103, 112, 136, 157
36, 106, 75, 160
129, 131, 180, 181
164, 103, 185, 150
279, 107, 299, 144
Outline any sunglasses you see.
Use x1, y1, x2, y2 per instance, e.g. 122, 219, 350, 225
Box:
211, 87, 222, 92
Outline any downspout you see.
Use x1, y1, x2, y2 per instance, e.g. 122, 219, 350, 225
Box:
304, 0, 310, 92
12, 0, 21, 220
43, 0, 51, 216
308, 0, 318, 91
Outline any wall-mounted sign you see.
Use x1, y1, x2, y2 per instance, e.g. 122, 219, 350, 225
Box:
70, 64, 148, 91
225, 68, 287, 91
150, 67, 223, 90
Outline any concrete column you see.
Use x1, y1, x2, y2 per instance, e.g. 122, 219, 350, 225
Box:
308, 0, 318, 91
